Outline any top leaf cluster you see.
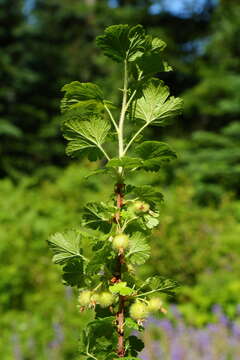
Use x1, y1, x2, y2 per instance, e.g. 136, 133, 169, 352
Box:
60, 24, 182, 171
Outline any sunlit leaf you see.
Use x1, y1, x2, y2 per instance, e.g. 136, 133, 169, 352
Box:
135, 80, 183, 125
47, 230, 88, 265
126, 232, 150, 265
62, 115, 110, 160
135, 141, 177, 171
109, 282, 134, 296
61, 81, 104, 113
96, 24, 146, 63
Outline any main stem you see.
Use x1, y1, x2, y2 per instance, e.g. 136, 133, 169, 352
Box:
115, 183, 125, 357
118, 60, 128, 159
115, 59, 128, 358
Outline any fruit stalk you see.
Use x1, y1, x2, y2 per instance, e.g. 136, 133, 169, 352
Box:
115, 182, 125, 357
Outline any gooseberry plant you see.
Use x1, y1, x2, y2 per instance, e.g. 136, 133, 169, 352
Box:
48, 24, 182, 359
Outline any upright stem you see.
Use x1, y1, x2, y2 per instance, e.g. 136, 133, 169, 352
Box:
115, 59, 129, 357
118, 60, 128, 159
115, 183, 125, 358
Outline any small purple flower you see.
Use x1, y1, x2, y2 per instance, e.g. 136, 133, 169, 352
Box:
141, 306, 240, 360
232, 322, 240, 338
212, 304, 222, 315
159, 319, 173, 334
170, 339, 185, 360
207, 323, 219, 332
219, 313, 229, 327
170, 304, 182, 320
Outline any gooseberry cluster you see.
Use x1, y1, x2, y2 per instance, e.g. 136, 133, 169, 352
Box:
78, 289, 115, 310
78, 288, 166, 324
129, 297, 166, 324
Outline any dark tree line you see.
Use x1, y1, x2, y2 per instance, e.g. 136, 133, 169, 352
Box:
0, 0, 239, 177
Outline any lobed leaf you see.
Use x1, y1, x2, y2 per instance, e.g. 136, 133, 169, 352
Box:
86, 242, 113, 275
84, 317, 117, 357
62, 259, 84, 287
144, 214, 159, 229
106, 142, 176, 172
142, 275, 179, 294
135, 80, 183, 125
62, 115, 110, 159
134, 35, 171, 78
127, 184, 164, 207
61, 81, 104, 113
125, 317, 139, 331
126, 232, 150, 265
47, 230, 88, 265
128, 336, 145, 357
135, 141, 177, 171
109, 282, 134, 296
96, 24, 146, 63
82, 202, 114, 233
107, 156, 142, 169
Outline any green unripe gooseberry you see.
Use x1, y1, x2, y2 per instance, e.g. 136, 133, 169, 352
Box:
130, 301, 149, 320
132, 200, 150, 214
98, 292, 115, 308
112, 234, 129, 251
148, 297, 163, 312
78, 290, 92, 307
91, 293, 100, 304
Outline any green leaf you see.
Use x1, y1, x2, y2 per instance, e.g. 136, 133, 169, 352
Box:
87, 316, 115, 335
82, 202, 114, 233
128, 336, 145, 357
107, 156, 142, 169
107, 142, 176, 172
62, 259, 84, 287
61, 81, 104, 113
84, 317, 117, 357
151, 37, 167, 51
127, 185, 164, 206
133, 35, 170, 77
85, 167, 110, 179
109, 282, 134, 296
144, 214, 159, 229
62, 115, 110, 160
126, 232, 150, 265
135, 80, 183, 125
86, 242, 113, 275
125, 317, 139, 331
136, 53, 170, 78
47, 230, 88, 265
96, 24, 146, 63
143, 276, 179, 293
135, 141, 177, 171
0, 119, 22, 137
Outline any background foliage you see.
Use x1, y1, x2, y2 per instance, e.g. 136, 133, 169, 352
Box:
1, 0, 240, 358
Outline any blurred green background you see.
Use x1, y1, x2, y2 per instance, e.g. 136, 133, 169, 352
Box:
1, 0, 240, 358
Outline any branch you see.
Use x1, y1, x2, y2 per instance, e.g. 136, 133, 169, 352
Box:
135, 286, 175, 298
123, 122, 148, 156
97, 144, 111, 161
115, 182, 126, 357
125, 89, 137, 110
104, 103, 119, 133
118, 60, 128, 159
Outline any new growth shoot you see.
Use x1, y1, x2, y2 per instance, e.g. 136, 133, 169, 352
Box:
48, 24, 182, 359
